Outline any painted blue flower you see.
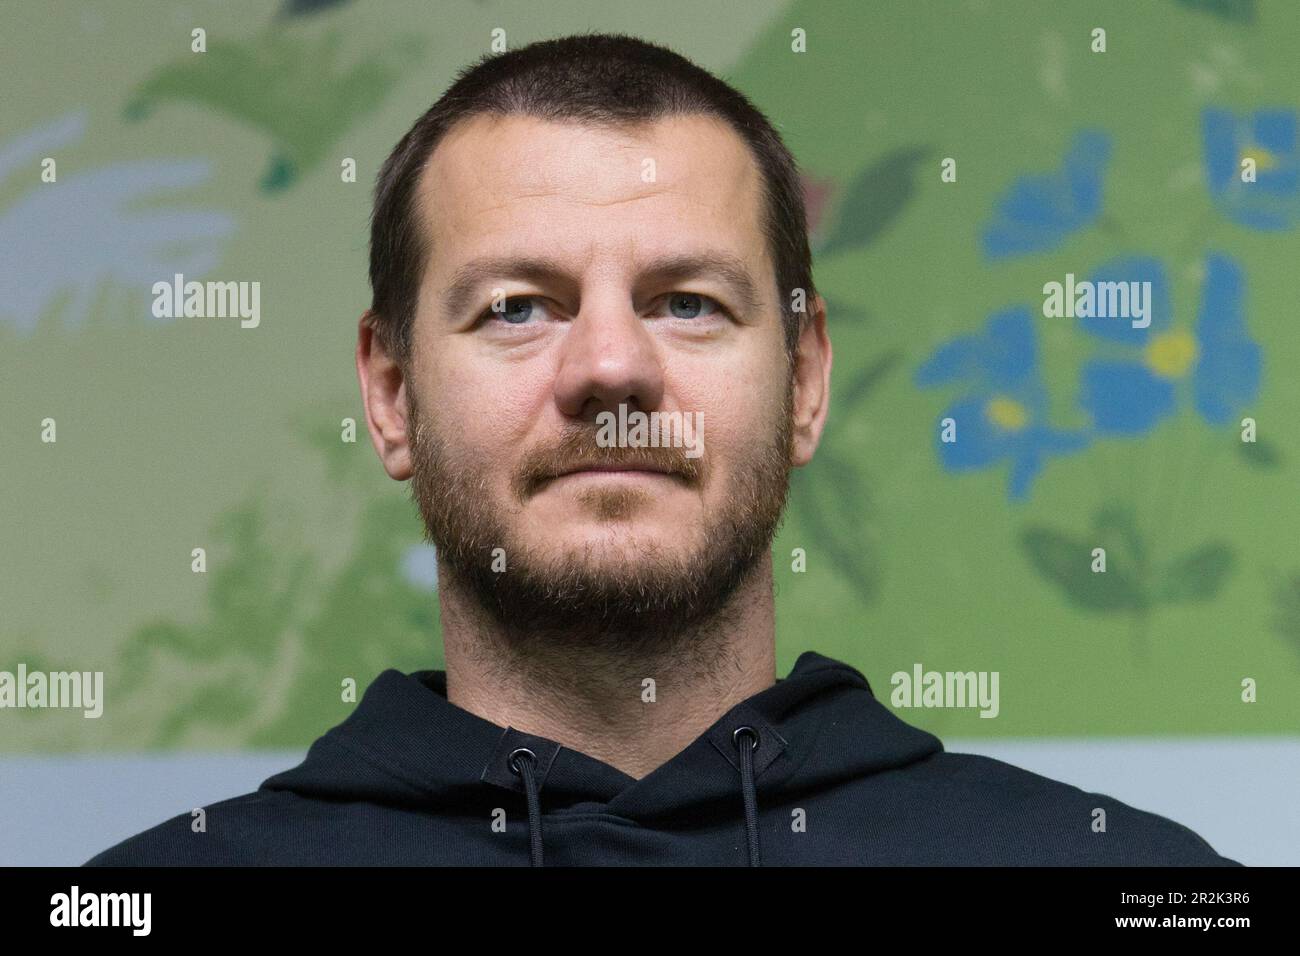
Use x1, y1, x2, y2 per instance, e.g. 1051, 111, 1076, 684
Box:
1202, 107, 1298, 231
1078, 254, 1260, 435
1193, 254, 1262, 425
916, 307, 1090, 499
980, 130, 1111, 260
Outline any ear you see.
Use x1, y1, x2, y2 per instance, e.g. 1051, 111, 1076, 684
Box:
355, 310, 414, 481
790, 295, 832, 468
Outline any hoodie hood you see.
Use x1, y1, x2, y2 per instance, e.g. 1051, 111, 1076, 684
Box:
88, 649, 1241, 866
259, 651, 944, 866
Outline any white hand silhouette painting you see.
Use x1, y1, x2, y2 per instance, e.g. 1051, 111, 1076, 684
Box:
0, 110, 236, 333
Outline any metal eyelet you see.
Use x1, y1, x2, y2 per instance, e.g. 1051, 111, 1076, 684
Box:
733, 726, 760, 751
507, 747, 537, 775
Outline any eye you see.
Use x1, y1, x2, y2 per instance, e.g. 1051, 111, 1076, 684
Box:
660, 292, 726, 320
480, 296, 542, 325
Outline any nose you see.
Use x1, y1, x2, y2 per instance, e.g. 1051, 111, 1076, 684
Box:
553, 289, 665, 422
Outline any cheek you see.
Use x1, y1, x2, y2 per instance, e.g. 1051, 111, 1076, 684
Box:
678, 339, 786, 420
423, 348, 551, 455
704, 403, 776, 463
677, 374, 783, 469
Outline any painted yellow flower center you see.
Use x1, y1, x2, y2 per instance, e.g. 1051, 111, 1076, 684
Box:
1241, 146, 1279, 171
1144, 328, 1198, 379
985, 396, 1028, 431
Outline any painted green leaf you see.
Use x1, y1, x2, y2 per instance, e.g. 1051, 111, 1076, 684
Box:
790, 449, 882, 604
815, 145, 931, 257
1271, 573, 1300, 660
123, 30, 426, 192
833, 348, 902, 424
1094, 505, 1148, 569
1237, 436, 1282, 469
1020, 526, 1146, 611
1157, 543, 1235, 604
821, 297, 871, 326
1173, 0, 1256, 24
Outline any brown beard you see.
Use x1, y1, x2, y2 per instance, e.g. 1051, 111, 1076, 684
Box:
406, 374, 794, 652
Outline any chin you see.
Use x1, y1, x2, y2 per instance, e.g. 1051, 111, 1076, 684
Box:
536, 525, 692, 563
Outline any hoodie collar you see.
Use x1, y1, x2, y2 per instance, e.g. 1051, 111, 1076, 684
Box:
260, 650, 944, 821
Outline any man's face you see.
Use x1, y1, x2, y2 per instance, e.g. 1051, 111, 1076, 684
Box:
384, 112, 814, 638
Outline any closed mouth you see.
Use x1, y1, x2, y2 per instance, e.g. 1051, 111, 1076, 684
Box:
555, 464, 673, 477
546, 456, 689, 483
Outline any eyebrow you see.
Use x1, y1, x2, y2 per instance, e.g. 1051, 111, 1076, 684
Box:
440, 251, 765, 321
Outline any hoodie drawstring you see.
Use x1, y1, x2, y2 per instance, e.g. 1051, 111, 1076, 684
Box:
508, 747, 545, 867
733, 726, 762, 867
500, 723, 771, 868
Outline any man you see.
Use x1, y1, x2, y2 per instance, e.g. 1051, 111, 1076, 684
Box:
87, 32, 1238, 866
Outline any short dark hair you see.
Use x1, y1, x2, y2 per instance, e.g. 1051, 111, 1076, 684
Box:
366, 32, 817, 368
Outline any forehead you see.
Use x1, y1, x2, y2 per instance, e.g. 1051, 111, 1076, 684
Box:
414, 111, 771, 282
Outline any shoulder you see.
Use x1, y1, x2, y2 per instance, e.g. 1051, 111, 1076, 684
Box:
83, 789, 293, 866
905, 750, 1241, 866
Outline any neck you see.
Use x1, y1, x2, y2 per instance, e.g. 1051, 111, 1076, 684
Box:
436, 553, 778, 779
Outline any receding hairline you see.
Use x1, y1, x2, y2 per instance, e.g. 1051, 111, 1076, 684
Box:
367, 33, 817, 367
405, 109, 778, 315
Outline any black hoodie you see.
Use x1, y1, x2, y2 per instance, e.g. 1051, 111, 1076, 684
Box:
85, 651, 1241, 866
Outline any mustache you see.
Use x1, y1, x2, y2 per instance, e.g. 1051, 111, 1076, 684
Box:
514, 423, 702, 499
